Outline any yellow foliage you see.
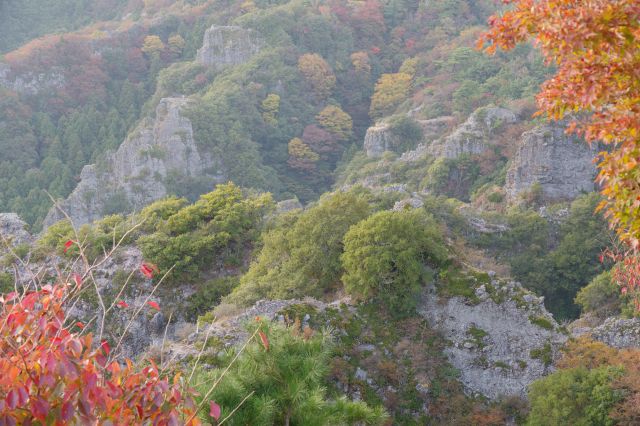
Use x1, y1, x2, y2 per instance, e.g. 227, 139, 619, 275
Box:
315, 105, 352, 141
142, 35, 165, 55
297, 53, 336, 99
261, 94, 280, 127
369, 72, 412, 119
350, 51, 371, 75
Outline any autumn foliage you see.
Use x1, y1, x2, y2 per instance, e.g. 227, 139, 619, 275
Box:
297, 53, 336, 100
479, 0, 640, 247
0, 283, 201, 425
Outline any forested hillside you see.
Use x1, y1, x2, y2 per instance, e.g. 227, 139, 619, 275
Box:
1, 0, 639, 424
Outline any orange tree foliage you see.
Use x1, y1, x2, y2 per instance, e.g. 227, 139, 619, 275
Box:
479, 0, 640, 248
369, 73, 412, 119
297, 53, 336, 100
0, 284, 200, 425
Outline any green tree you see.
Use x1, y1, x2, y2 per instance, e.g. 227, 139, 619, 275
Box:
527, 366, 623, 426
194, 322, 388, 426
341, 209, 448, 316
228, 191, 370, 306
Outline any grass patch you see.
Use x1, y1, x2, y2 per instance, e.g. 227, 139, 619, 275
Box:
530, 343, 553, 366
529, 315, 554, 330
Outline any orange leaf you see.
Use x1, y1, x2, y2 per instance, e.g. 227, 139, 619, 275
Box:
258, 331, 269, 351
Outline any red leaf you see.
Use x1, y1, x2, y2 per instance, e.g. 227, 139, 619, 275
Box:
146, 301, 161, 311
63, 240, 75, 253
75, 321, 85, 329
31, 398, 49, 420
117, 300, 129, 308
101, 340, 111, 355
209, 401, 221, 421
61, 401, 75, 421
259, 331, 269, 351
140, 264, 154, 279
6, 389, 19, 410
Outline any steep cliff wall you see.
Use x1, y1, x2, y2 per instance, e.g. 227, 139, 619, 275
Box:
505, 124, 598, 201
196, 25, 263, 69
44, 98, 224, 228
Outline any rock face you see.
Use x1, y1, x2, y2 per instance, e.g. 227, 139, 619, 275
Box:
578, 317, 640, 349
505, 124, 598, 201
364, 116, 453, 158
44, 98, 224, 228
434, 106, 518, 159
419, 279, 567, 399
0, 213, 32, 246
363, 122, 396, 157
196, 25, 263, 69
0, 62, 65, 95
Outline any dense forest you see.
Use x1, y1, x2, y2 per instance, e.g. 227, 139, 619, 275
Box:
0, 0, 639, 424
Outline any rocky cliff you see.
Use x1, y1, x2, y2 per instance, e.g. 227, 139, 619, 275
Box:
364, 116, 454, 158
196, 25, 263, 69
433, 106, 518, 159
505, 124, 598, 201
0, 62, 65, 95
0, 213, 32, 246
44, 98, 224, 228
420, 278, 567, 399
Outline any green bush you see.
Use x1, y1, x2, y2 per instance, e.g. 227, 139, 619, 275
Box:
227, 191, 370, 306
137, 183, 273, 284
341, 209, 448, 316
183, 276, 239, 320
575, 271, 621, 317
527, 366, 623, 426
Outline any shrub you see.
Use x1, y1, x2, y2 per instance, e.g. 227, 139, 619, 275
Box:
137, 183, 273, 283
575, 271, 621, 317
527, 366, 623, 426
341, 209, 448, 316
0, 284, 200, 424
227, 191, 370, 306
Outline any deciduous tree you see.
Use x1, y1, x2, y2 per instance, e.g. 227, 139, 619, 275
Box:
297, 53, 336, 100
479, 0, 640, 247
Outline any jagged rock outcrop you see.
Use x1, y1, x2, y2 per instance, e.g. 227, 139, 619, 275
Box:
419, 279, 567, 399
0, 213, 32, 246
431, 107, 518, 159
364, 116, 453, 158
363, 122, 396, 157
505, 124, 598, 201
196, 25, 263, 69
44, 97, 224, 228
573, 317, 640, 349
